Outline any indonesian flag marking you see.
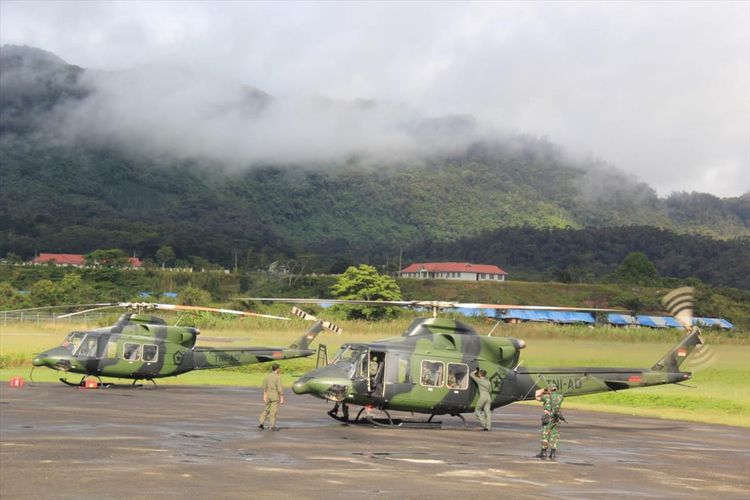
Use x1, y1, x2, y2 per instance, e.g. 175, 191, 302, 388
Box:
273, 351, 283, 359
628, 375, 642, 383
677, 348, 688, 357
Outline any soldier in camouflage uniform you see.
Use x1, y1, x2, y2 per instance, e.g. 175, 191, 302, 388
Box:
535, 383, 564, 460
469, 368, 492, 431
258, 363, 284, 431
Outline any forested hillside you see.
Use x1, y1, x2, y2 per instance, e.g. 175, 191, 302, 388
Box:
1, 45, 749, 288
409, 226, 750, 290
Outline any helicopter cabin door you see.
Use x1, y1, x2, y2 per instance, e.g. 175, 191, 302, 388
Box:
381, 351, 414, 402
365, 350, 387, 398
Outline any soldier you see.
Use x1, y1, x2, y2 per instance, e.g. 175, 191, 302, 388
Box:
469, 368, 492, 431
258, 363, 284, 431
535, 383, 564, 460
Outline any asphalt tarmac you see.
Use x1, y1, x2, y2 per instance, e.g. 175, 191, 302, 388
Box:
1, 383, 748, 499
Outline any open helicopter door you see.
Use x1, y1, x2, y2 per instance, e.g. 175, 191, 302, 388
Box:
366, 349, 387, 397
316, 345, 328, 368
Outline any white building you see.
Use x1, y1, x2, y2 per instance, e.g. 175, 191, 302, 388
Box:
400, 262, 508, 281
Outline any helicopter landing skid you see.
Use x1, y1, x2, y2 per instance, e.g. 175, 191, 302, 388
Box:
59, 376, 87, 387
59, 376, 113, 388
427, 413, 468, 427
327, 407, 444, 428
131, 379, 157, 388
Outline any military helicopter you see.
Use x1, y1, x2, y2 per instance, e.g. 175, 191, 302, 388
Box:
12, 302, 338, 387
239, 288, 703, 426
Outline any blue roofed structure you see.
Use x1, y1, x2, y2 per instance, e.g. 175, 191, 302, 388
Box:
693, 317, 734, 329
636, 315, 683, 328
498, 309, 595, 324
606, 314, 734, 329
607, 313, 638, 326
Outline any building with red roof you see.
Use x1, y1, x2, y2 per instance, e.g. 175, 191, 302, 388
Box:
32, 253, 142, 268
400, 262, 508, 282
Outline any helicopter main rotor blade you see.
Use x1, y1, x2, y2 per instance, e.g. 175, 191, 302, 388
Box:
56, 304, 121, 319
1, 303, 115, 314
152, 303, 289, 320
236, 297, 626, 313
451, 303, 627, 313
238, 297, 416, 307
291, 307, 342, 334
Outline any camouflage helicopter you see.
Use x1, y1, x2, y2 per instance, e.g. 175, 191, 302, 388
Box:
11, 302, 338, 387
240, 288, 703, 426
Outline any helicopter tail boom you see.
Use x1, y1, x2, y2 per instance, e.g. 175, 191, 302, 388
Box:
517, 327, 702, 399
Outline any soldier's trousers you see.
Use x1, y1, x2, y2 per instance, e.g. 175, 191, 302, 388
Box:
541, 421, 559, 449
474, 397, 491, 430
259, 400, 280, 428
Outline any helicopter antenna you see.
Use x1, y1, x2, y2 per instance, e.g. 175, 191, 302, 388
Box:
486, 320, 502, 337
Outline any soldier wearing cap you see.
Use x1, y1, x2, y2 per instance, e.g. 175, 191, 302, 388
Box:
258, 363, 284, 431
534, 383, 564, 460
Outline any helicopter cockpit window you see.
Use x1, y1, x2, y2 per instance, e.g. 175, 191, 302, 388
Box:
420, 360, 444, 387
142, 344, 158, 363
62, 332, 86, 353
75, 336, 99, 358
447, 363, 469, 390
331, 346, 365, 378
123, 343, 141, 361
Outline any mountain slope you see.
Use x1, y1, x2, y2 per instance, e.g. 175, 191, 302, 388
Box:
1, 45, 748, 280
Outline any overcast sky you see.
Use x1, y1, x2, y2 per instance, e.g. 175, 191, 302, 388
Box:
1, 0, 748, 197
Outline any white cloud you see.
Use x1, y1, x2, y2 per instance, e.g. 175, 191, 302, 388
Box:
1, 0, 748, 196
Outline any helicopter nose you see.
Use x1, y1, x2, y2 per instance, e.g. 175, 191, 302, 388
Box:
293, 375, 350, 401
32, 356, 44, 367
292, 377, 313, 395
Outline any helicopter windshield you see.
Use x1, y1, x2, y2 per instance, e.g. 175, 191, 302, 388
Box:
331, 345, 366, 378
61, 332, 86, 353
61, 332, 99, 358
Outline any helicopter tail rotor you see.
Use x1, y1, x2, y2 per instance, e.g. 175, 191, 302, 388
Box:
654, 286, 717, 374
661, 286, 694, 330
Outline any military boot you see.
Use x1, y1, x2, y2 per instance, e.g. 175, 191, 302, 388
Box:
535, 447, 547, 460
549, 449, 556, 461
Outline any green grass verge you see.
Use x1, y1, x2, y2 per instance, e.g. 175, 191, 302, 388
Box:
2, 319, 748, 427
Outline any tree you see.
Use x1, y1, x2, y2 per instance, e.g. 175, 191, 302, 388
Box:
0, 282, 26, 309
330, 264, 403, 320
30, 279, 59, 306
156, 245, 176, 270
85, 249, 130, 268
5, 252, 22, 264
56, 273, 94, 303
179, 285, 211, 306
614, 252, 659, 285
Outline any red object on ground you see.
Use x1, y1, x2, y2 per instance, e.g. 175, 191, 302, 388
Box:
9, 376, 25, 388
84, 378, 98, 389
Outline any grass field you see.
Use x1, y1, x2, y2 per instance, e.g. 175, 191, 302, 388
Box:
2, 317, 748, 427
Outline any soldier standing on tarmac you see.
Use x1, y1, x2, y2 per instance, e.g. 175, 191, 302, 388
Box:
469, 368, 492, 431
258, 363, 284, 431
535, 384, 564, 460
